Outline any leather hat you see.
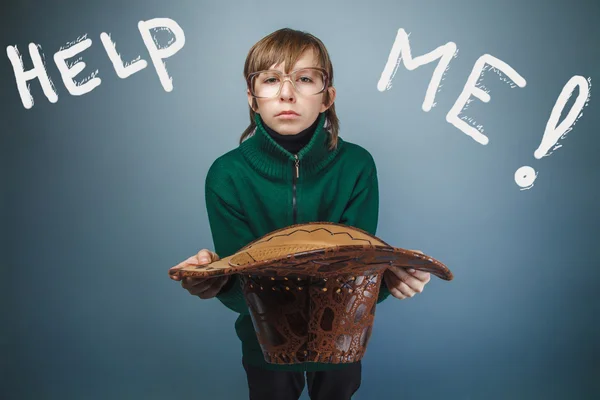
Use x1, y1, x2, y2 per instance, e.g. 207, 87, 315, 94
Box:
170, 222, 453, 364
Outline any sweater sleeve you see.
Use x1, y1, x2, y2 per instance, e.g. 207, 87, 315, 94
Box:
339, 156, 392, 304
205, 183, 254, 315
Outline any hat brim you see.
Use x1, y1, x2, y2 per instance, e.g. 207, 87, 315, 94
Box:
170, 222, 453, 281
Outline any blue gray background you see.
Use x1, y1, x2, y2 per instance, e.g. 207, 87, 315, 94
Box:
2, 0, 599, 399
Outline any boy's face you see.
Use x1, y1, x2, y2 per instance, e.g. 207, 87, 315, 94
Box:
247, 49, 336, 136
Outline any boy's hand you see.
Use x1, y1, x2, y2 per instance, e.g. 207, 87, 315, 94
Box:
383, 249, 431, 300
169, 249, 230, 299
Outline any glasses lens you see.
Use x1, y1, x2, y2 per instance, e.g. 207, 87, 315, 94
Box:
291, 68, 325, 95
251, 71, 282, 98
250, 68, 326, 97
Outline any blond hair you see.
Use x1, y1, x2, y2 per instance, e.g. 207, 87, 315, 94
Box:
240, 28, 339, 150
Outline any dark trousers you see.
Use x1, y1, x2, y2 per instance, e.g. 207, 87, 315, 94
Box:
242, 359, 362, 400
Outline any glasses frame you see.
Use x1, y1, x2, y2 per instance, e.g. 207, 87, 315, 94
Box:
246, 67, 330, 99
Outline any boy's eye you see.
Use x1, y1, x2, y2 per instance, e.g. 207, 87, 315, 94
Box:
298, 76, 313, 83
263, 77, 280, 84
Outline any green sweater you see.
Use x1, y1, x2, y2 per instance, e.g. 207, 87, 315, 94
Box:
204, 112, 391, 372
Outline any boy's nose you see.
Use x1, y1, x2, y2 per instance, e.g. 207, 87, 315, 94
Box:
279, 80, 296, 100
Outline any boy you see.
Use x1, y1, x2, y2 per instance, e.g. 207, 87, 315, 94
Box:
170, 28, 431, 400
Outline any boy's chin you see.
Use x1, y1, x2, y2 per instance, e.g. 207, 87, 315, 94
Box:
271, 121, 307, 136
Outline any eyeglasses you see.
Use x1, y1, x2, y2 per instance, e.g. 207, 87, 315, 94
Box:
247, 67, 329, 98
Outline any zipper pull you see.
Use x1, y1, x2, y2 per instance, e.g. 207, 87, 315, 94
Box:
294, 154, 299, 178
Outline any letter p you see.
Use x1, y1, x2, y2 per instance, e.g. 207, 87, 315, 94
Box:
138, 18, 185, 92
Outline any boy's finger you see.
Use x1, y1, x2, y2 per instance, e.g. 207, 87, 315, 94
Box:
196, 250, 214, 264
169, 262, 186, 271
209, 276, 228, 291
183, 277, 200, 289
169, 253, 209, 274
384, 273, 407, 299
168, 266, 184, 279
409, 269, 431, 282
192, 279, 223, 295
198, 281, 225, 299
388, 266, 421, 285
387, 266, 413, 280
398, 282, 416, 297
170, 256, 198, 272
178, 255, 199, 265
189, 282, 211, 295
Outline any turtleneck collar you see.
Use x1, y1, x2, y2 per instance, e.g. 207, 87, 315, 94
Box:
239, 112, 343, 181
262, 114, 320, 154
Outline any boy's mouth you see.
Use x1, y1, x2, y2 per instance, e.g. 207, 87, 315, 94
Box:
276, 110, 300, 116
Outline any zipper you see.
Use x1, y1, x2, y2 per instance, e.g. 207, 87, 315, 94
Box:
292, 153, 307, 360
292, 154, 299, 224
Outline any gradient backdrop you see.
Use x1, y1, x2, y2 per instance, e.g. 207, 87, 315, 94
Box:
2, 0, 599, 399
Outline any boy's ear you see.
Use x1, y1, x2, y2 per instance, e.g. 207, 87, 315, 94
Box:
320, 86, 336, 112
247, 89, 259, 112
